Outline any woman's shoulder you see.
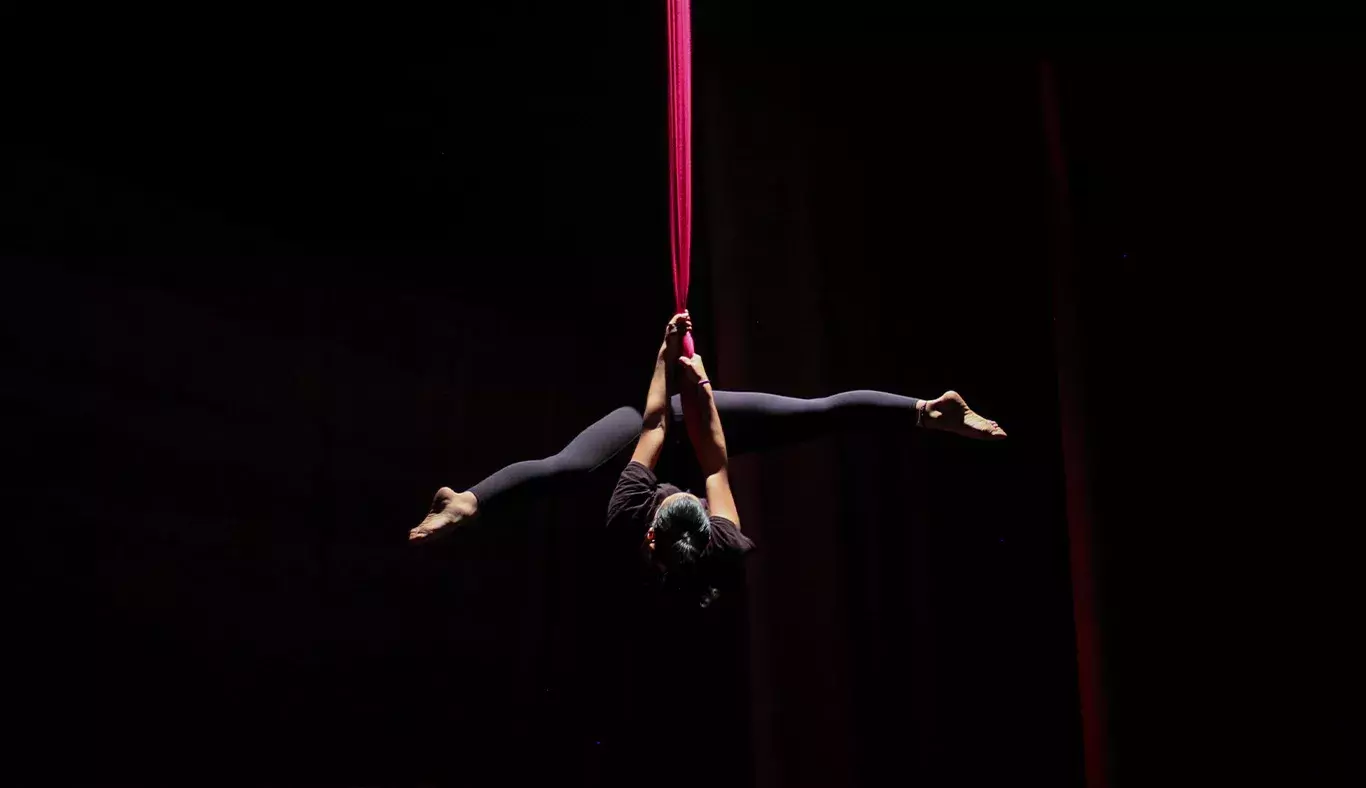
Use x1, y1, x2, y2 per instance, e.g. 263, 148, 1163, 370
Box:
707, 515, 755, 556
621, 460, 657, 484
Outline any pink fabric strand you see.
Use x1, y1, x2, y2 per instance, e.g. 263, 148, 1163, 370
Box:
667, 0, 695, 357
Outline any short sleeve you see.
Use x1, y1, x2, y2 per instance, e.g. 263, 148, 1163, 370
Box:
606, 461, 659, 540
705, 516, 755, 562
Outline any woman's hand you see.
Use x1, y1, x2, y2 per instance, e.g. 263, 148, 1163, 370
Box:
664, 310, 692, 341
677, 352, 710, 388
662, 311, 691, 355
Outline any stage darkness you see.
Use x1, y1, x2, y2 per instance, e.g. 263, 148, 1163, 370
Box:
6, 5, 1352, 786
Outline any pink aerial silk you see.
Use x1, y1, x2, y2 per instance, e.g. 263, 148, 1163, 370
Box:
667, 0, 695, 358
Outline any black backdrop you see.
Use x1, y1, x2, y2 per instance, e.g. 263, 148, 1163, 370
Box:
6, 5, 1357, 787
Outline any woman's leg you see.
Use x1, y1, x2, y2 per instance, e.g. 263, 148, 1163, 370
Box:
673, 390, 921, 456
667, 389, 1003, 457
410, 406, 644, 540
469, 406, 645, 503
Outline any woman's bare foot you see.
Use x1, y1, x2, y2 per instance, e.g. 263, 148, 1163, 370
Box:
919, 391, 1007, 440
409, 487, 479, 542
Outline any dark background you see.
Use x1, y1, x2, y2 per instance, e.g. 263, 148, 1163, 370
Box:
5, 5, 1355, 786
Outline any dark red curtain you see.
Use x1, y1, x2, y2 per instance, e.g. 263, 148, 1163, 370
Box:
695, 40, 1080, 786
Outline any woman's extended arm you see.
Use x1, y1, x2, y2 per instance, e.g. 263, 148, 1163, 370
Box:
630, 312, 690, 470
678, 353, 740, 527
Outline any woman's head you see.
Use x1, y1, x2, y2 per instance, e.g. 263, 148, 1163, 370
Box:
644, 492, 711, 577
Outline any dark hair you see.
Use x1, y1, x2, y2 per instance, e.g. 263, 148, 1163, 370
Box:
651, 494, 711, 573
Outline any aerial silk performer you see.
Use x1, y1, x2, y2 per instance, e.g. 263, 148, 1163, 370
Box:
410, 0, 1006, 608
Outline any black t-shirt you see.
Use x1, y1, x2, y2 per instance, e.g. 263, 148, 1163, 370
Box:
605, 461, 754, 600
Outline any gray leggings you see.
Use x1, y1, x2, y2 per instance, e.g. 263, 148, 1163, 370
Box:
468, 390, 921, 508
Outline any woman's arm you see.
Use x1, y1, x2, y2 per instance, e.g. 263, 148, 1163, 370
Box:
630, 312, 690, 470
678, 354, 727, 474
678, 353, 740, 527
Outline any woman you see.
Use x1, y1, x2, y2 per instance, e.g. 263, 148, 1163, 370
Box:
410, 312, 1006, 573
